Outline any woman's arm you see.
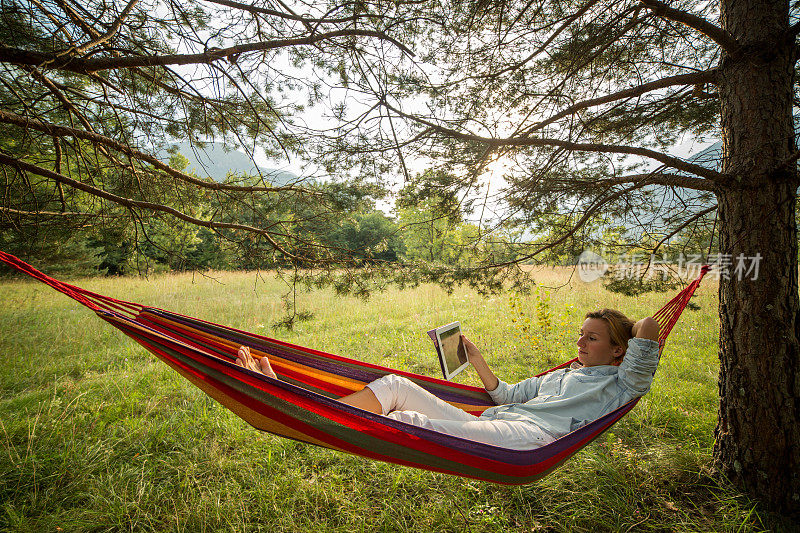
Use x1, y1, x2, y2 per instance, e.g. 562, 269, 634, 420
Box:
462, 334, 542, 405
617, 317, 660, 397
631, 317, 659, 341
461, 335, 499, 392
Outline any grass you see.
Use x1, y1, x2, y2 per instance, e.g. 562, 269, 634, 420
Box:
0, 267, 795, 532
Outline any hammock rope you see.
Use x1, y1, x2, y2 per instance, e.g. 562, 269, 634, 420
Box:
0, 251, 710, 484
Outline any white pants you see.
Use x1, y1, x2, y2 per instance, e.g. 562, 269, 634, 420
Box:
365, 374, 555, 450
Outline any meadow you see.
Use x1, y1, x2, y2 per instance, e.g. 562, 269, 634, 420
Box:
0, 267, 794, 532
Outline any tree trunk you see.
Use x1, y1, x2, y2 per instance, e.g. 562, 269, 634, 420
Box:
715, 0, 800, 514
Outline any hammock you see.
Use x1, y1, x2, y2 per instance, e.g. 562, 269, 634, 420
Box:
0, 251, 710, 484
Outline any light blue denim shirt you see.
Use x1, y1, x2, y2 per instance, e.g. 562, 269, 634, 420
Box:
481, 337, 660, 438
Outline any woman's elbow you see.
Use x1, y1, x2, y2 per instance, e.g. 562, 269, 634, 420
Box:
634, 317, 659, 340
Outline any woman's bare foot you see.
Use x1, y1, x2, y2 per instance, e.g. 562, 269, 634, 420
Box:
235, 346, 277, 379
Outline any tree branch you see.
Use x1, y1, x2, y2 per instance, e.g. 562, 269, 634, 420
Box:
0, 207, 112, 218
63, 0, 139, 56
638, 0, 739, 54
28, 0, 78, 45
203, 0, 382, 25
588, 172, 716, 192
479, 182, 644, 269
0, 29, 414, 73
474, 0, 604, 82
0, 109, 317, 195
51, 0, 102, 40
650, 204, 717, 258
525, 69, 718, 133
789, 20, 800, 38
381, 101, 729, 182
0, 153, 300, 261
778, 147, 800, 172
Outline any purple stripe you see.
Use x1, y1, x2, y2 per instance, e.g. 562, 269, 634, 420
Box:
109, 310, 641, 470
143, 308, 493, 406
366, 396, 640, 465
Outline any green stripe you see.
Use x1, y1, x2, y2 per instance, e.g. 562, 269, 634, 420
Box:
146, 310, 494, 405
125, 325, 527, 483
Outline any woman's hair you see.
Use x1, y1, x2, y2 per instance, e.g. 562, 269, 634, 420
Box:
584, 309, 635, 360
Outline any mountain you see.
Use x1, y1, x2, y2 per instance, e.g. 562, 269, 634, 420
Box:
685, 116, 799, 171
687, 141, 722, 170
162, 141, 300, 185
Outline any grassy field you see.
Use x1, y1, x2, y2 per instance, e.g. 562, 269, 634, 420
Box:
0, 267, 795, 532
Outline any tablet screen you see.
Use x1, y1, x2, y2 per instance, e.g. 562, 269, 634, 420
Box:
435, 322, 468, 380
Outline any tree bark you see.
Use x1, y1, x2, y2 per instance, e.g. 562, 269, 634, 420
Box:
715, 0, 800, 514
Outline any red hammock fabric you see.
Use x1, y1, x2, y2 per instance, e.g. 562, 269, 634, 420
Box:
0, 251, 710, 483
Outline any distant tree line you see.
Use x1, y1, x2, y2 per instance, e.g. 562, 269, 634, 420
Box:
1, 161, 522, 277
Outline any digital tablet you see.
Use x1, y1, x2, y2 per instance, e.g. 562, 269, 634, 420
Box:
427, 321, 469, 380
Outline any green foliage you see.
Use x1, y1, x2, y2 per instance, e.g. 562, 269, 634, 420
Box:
603, 270, 682, 297
88, 227, 135, 276
397, 200, 472, 264
327, 211, 405, 264
508, 288, 578, 366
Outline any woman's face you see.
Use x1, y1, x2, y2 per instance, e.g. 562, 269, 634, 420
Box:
576, 318, 624, 366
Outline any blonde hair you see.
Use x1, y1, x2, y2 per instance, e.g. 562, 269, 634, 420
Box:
584, 309, 635, 364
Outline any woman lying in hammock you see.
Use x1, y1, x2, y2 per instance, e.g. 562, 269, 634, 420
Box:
235, 309, 659, 450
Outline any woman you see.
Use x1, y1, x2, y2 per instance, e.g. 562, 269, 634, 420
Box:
236, 309, 660, 450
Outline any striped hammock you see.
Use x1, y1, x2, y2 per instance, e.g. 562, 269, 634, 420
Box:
0, 251, 709, 484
